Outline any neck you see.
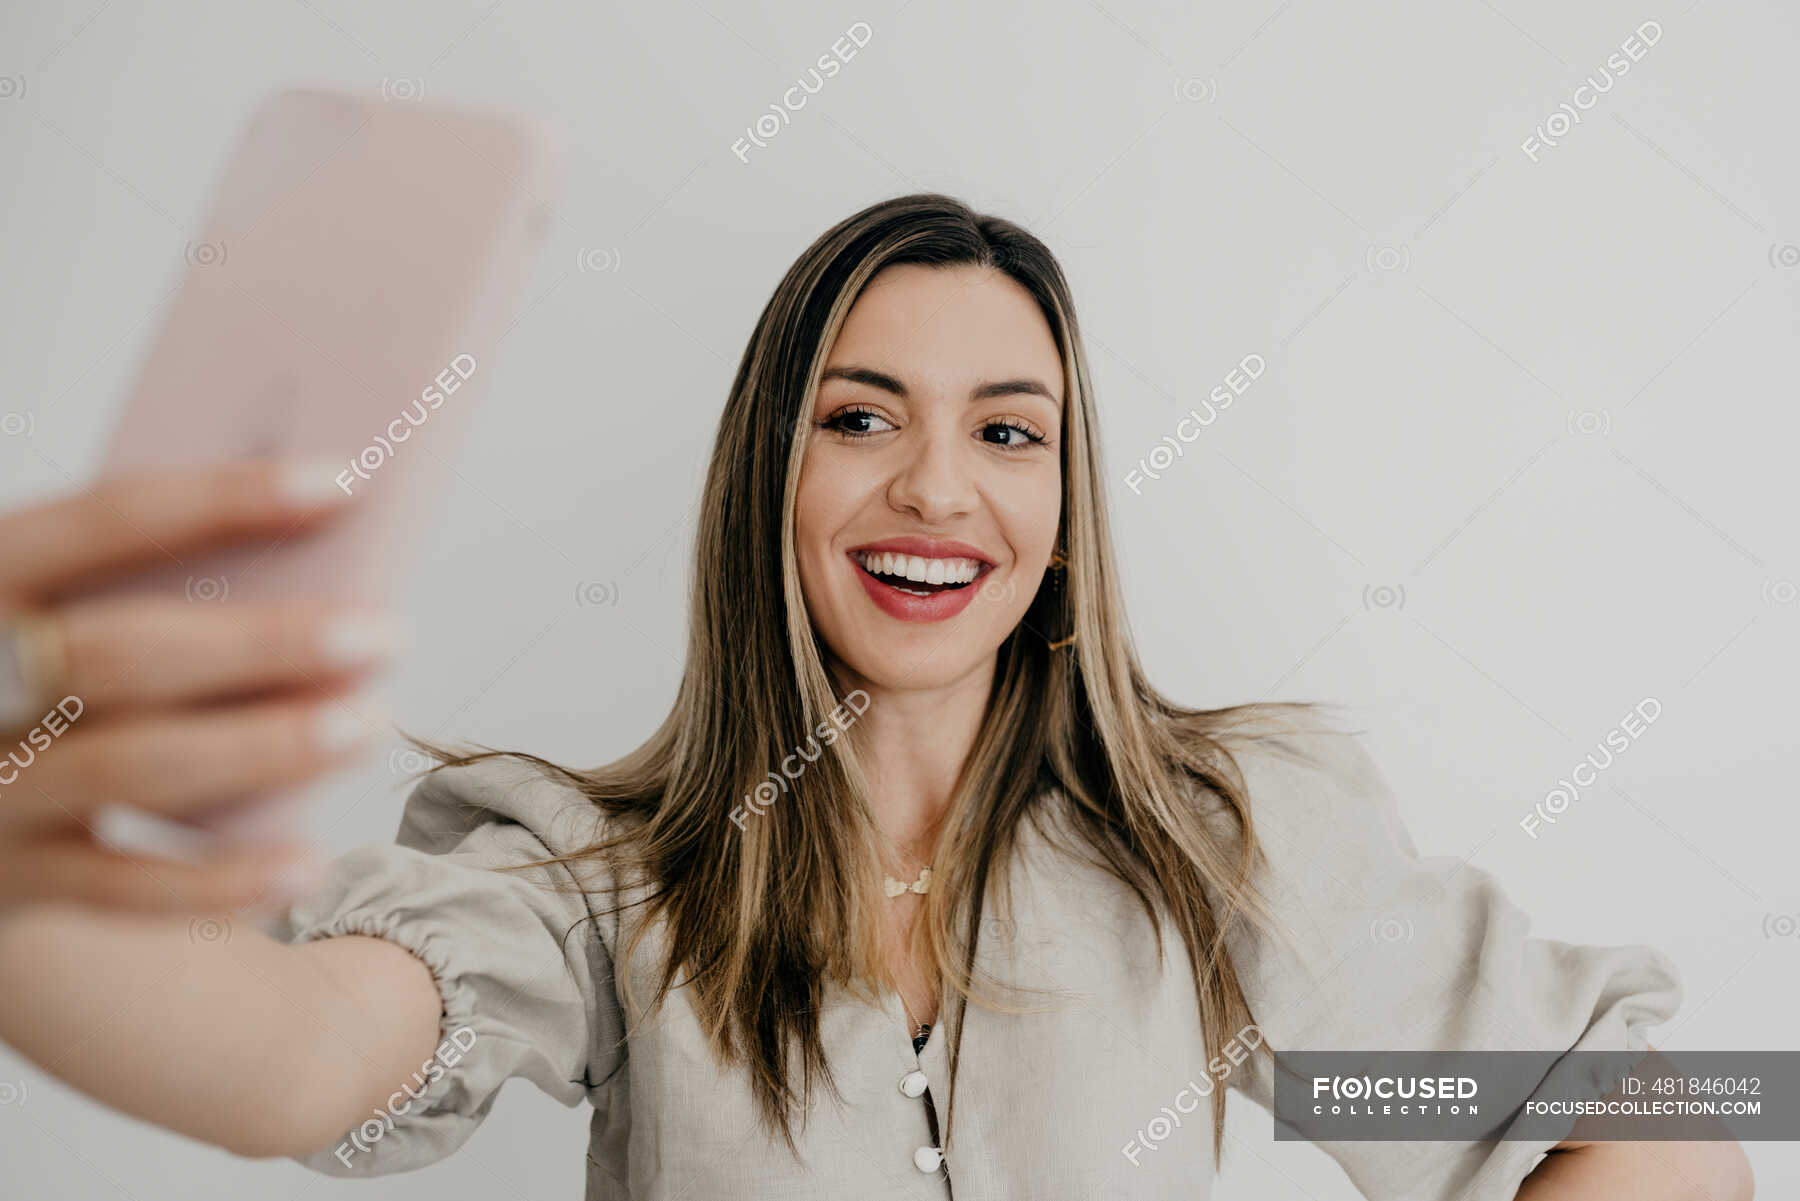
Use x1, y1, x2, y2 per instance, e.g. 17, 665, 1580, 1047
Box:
833, 655, 996, 856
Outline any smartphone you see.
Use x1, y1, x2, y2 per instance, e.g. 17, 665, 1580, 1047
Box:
77, 86, 562, 847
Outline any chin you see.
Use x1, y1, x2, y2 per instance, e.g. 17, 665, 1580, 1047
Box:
825, 625, 999, 694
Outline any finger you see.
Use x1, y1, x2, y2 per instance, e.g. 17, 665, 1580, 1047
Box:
0, 826, 320, 914
52, 595, 403, 715
0, 458, 355, 603
0, 692, 385, 830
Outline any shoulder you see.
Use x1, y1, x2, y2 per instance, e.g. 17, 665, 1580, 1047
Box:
1186, 708, 1400, 845
394, 754, 615, 862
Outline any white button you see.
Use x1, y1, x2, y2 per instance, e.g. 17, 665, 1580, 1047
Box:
899, 1070, 928, 1097
913, 1145, 942, 1172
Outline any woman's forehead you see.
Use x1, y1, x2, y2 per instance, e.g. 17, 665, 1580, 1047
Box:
827, 265, 1064, 401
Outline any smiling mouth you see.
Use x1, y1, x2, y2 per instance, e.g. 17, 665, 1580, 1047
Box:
849, 550, 992, 596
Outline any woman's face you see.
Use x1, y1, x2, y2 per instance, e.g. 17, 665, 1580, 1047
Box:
795, 262, 1065, 693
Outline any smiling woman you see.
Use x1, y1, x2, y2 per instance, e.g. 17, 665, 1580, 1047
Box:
342, 195, 1329, 1181
297, 194, 1719, 1197
0, 193, 1745, 1201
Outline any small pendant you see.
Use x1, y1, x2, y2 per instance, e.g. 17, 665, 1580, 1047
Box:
883, 866, 931, 897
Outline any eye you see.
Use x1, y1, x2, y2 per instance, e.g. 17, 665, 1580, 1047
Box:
981, 417, 1048, 451
819, 406, 896, 439
816, 407, 1050, 451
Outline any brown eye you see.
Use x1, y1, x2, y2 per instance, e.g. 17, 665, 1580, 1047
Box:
820, 407, 896, 438
981, 418, 1046, 450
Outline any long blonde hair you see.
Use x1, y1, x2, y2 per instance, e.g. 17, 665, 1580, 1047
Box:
405, 193, 1344, 1167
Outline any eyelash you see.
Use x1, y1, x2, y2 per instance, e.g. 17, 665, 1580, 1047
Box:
818, 406, 1049, 452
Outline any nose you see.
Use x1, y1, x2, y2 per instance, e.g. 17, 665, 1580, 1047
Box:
885, 418, 976, 524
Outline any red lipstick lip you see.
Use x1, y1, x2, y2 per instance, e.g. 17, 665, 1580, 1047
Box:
848, 551, 993, 623
847, 535, 995, 565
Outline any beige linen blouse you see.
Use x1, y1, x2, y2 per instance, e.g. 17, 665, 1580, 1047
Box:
268, 722, 1681, 1199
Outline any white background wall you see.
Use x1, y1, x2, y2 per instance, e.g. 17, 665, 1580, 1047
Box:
1, 1, 1795, 1197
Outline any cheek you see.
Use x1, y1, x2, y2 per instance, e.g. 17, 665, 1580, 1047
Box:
792, 510, 827, 608
996, 470, 1063, 556
793, 456, 853, 591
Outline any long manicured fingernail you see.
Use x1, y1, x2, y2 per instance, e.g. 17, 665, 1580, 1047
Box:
279, 456, 355, 506
319, 613, 407, 666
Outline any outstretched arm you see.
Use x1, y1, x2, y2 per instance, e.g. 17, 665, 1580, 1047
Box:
0, 902, 443, 1160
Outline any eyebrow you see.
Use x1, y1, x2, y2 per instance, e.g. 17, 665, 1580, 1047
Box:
819, 365, 1061, 407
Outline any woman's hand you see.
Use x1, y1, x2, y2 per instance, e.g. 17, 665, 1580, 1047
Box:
0, 460, 445, 1159
0, 458, 401, 914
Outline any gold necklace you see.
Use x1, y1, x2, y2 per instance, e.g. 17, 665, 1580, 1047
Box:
900, 993, 932, 1042
882, 865, 932, 898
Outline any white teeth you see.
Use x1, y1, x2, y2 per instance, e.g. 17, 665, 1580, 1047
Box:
853, 551, 983, 586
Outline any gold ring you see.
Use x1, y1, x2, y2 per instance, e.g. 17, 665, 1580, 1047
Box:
0, 611, 69, 734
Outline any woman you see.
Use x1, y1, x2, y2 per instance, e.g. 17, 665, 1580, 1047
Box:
0, 195, 1752, 1199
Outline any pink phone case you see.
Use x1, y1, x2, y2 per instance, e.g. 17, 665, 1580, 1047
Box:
80, 87, 561, 844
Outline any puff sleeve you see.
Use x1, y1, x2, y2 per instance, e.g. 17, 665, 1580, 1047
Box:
265, 756, 627, 1176
1217, 723, 1682, 1201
